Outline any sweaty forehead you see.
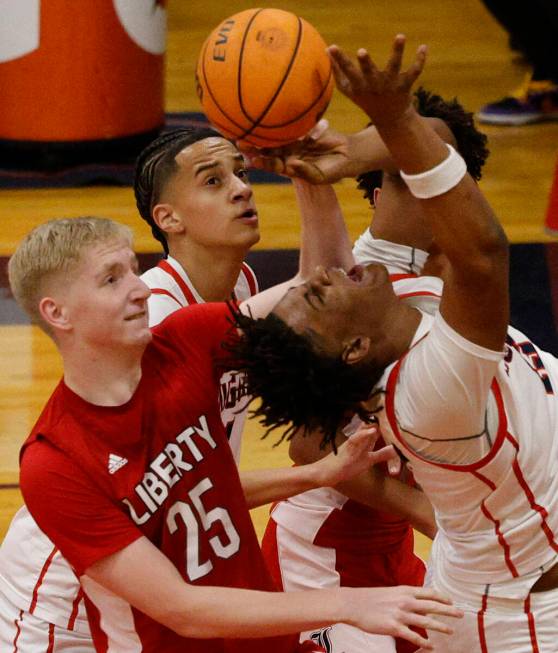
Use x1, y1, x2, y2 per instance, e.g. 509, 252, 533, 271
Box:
175, 137, 242, 169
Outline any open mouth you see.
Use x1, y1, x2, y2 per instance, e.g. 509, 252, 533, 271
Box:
347, 265, 364, 283
238, 209, 258, 220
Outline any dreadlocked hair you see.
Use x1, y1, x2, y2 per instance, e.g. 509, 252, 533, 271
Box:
356, 169, 383, 205
224, 305, 377, 450
355, 87, 489, 202
413, 87, 488, 181
134, 126, 222, 254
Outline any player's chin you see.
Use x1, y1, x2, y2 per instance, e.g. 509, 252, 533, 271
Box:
128, 326, 153, 347
233, 223, 261, 246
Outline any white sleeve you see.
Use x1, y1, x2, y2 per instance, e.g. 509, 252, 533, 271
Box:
147, 293, 182, 327
394, 313, 504, 464
352, 230, 428, 275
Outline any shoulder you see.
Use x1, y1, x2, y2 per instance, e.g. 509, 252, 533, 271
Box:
20, 438, 82, 509
150, 302, 236, 355
235, 262, 259, 300
21, 383, 67, 455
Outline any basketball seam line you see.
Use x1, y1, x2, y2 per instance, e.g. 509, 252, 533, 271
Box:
237, 14, 304, 139
199, 27, 255, 135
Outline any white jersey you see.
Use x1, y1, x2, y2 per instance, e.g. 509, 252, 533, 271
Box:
377, 312, 558, 589
0, 255, 258, 648
272, 232, 442, 542
355, 231, 558, 591
0, 507, 90, 634
369, 311, 558, 651
265, 232, 441, 653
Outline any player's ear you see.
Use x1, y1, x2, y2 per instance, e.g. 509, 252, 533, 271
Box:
39, 296, 72, 333
342, 335, 370, 365
152, 203, 185, 235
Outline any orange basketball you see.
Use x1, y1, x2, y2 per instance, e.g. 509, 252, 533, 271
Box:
196, 8, 334, 148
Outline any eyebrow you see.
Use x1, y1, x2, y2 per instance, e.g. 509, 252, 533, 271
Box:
194, 161, 219, 176
194, 153, 245, 177
95, 261, 122, 280
95, 253, 138, 279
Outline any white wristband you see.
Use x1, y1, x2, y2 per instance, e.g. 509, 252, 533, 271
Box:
400, 144, 467, 199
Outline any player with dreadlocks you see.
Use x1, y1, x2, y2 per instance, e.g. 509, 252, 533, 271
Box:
229, 37, 558, 652
244, 85, 490, 653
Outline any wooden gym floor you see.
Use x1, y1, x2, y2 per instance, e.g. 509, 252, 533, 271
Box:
1, 0, 557, 564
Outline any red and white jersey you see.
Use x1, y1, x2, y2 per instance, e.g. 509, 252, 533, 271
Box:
141, 255, 258, 329
377, 311, 558, 591
140, 255, 259, 463
19, 304, 301, 653
264, 233, 440, 605
0, 257, 259, 642
266, 270, 436, 593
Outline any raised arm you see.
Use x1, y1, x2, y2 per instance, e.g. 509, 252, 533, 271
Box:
294, 178, 355, 276
329, 36, 509, 351
239, 178, 355, 319
246, 115, 455, 185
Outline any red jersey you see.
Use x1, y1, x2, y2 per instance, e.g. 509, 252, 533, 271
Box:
20, 303, 301, 653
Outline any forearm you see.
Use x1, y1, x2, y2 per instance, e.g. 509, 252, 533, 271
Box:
242, 424, 384, 508
336, 472, 437, 539
290, 429, 436, 539
374, 108, 507, 271
173, 585, 345, 638
87, 537, 460, 648
343, 117, 455, 178
240, 276, 301, 319
87, 538, 342, 638
240, 464, 326, 509
294, 178, 354, 276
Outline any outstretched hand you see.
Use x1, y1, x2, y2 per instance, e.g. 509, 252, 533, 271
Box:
328, 34, 427, 127
315, 423, 397, 487
242, 120, 352, 184
346, 585, 463, 649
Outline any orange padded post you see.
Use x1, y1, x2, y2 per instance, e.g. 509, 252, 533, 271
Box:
0, 0, 166, 149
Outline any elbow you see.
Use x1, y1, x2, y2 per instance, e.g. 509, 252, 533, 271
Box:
163, 609, 215, 639
466, 220, 509, 281
481, 230, 509, 278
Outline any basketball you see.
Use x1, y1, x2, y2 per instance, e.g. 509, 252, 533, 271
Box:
196, 8, 334, 148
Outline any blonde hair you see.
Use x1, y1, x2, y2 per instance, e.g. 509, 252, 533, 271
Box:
8, 217, 133, 332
